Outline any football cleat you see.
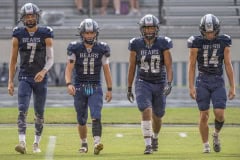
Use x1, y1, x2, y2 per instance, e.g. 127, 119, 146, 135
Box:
79, 143, 88, 153
203, 143, 210, 153
33, 143, 41, 153
94, 143, 103, 155
213, 133, 221, 152
144, 145, 153, 154
15, 141, 27, 154
151, 137, 158, 151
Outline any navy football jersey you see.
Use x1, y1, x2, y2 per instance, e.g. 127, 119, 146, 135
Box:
12, 26, 54, 77
187, 34, 231, 75
128, 36, 173, 83
67, 41, 110, 84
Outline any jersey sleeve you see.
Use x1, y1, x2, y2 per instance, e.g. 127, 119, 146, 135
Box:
128, 37, 137, 52
100, 42, 110, 57
67, 41, 78, 56
187, 35, 202, 48
42, 26, 54, 39
12, 27, 22, 39
162, 36, 173, 50
219, 34, 232, 47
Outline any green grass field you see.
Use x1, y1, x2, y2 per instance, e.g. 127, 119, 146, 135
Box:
0, 107, 240, 160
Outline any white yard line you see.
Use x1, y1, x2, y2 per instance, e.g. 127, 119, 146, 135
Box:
45, 136, 56, 160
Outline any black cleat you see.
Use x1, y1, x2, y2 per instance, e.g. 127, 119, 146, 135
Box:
144, 145, 153, 154
213, 133, 221, 152
79, 143, 88, 153
151, 137, 158, 151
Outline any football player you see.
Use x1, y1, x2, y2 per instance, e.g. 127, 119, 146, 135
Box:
188, 14, 235, 153
65, 18, 112, 155
8, 3, 54, 154
127, 14, 173, 154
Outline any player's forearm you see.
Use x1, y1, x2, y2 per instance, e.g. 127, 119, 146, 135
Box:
166, 66, 173, 83
103, 65, 112, 89
8, 59, 17, 83
127, 64, 136, 87
225, 64, 235, 88
8, 67, 16, 83
188, 65, 196, 89
65, 66, 72, 84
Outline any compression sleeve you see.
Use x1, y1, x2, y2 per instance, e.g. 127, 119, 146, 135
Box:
43, 46, 54, 71
102, 55, 109, 65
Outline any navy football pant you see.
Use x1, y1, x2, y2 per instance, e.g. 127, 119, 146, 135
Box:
196, 74, 227, 111
74, 84, 103, 125
135, 79, 166, 118
17, 76, 47, 135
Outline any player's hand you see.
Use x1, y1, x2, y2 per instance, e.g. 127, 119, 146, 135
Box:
228, 86, 236, 100
127, 87, 134, 103
34, 69, 47, 82
163, 82, 172, 96
189, 87, 196, 100
8, 81, 14, 96
105, 91, 112, 103
67, 84, 76, 96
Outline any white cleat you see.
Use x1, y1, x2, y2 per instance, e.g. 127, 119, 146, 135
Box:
33, 143, 41, 153
203, 143, 211, 153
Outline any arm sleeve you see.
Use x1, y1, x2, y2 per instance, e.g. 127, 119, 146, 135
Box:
102, 55, 109, 65
43, 46, 54, 71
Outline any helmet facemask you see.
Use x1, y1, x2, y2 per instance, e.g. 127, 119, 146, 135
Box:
141, 26, 159, 40
22, 14, 39, 28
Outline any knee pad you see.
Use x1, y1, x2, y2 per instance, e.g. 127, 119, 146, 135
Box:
141, 121, 152, 137
92, 119, 102, 137
215, 119, 224, 131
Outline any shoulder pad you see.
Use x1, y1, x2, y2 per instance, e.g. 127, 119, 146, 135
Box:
67, 41, 78, 56
218, 34, 232, 47
12, 27, 24, 37
100, 41, 110, 57
39, 26, 54, 38
187, 35, 202, 48
164, 36, 172, 43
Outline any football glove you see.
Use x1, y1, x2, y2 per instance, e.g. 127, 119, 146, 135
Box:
127, 87, 134, 103
163, 82, 172, 96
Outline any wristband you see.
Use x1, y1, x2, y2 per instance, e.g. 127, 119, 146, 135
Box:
66, 82, 72, 86
128, 87, 132, 92
167, 82, 172, 86
107, 87, 112, 91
